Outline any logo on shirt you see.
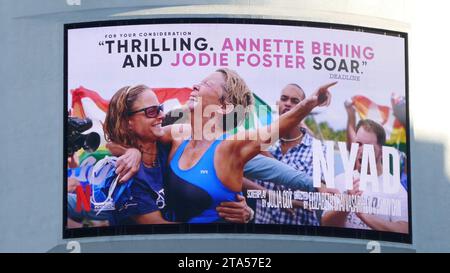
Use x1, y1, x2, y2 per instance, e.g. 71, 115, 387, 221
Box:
156, 189, 166, 209
200, 169, 209, 174
118, 201, 138, 212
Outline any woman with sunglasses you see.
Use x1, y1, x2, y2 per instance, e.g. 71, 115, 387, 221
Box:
103, 84, 252, 224
110, 68, 336, 223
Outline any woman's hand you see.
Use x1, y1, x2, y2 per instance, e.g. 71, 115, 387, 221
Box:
216, 194, 254, 223
308, 81, 337, 107
115, 148, 141, 183
344, 99, 355, 116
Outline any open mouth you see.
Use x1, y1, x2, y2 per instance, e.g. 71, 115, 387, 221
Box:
152, 122, 162, 128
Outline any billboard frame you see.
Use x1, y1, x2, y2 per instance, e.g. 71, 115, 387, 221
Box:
63, 17, 411, 244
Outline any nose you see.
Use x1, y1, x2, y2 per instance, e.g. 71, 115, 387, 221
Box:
157, 109, 165, 120
282, 103, 292, 112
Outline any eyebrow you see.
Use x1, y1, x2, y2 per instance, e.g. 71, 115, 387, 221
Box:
281, 95, 300, 100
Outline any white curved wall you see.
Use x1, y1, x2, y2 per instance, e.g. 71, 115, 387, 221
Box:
1, 0, 449, 252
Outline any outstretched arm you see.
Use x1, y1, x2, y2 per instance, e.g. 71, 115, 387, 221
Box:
243, 154, 315, 192
229, 82, 337, 167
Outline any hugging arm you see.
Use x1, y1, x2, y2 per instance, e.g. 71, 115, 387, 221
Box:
216, 194, 254, 223
105, 142, 141, 183
105, 124, 191, 182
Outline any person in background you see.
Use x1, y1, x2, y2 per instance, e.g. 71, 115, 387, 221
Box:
254, 84, 325, 225
321, 119, 409, 233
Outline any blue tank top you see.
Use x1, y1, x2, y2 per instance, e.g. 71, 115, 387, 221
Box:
166, 136, 240, 223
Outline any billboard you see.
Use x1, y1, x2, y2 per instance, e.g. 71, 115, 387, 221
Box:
64, 18, 411, 243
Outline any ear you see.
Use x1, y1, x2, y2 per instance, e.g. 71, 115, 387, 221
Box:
128, 119, 134, 131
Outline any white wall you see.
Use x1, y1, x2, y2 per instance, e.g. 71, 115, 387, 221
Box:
1, 0, 449, 252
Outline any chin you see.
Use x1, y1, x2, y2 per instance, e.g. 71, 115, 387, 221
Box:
189, 101, 203, 114
187, 100, 196, 111
149, 127, 163, 138
155, 129, 165, 138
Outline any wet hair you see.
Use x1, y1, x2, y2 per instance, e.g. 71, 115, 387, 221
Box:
215, 68, 254, 130
103, 85, 149, 148
356, 119, 386, 146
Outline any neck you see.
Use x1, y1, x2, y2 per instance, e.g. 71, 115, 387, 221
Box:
138, 140, 157, 153
280, 126, 303, 142
190, 110, 224, 143
138, 141, 158, 167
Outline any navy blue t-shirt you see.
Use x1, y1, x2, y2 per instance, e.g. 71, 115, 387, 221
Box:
110, 143, 169, 225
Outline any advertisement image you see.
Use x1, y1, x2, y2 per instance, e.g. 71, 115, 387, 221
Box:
65, 18, 411, 243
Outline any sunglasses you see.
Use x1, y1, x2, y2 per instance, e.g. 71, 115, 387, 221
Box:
128, 104, 164, 118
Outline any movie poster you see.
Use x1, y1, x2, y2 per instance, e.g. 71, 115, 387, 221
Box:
65, 19, 410, 242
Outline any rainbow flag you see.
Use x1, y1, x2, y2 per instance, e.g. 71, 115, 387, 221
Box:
351, 95, 406, 152
69, 86, 272, 159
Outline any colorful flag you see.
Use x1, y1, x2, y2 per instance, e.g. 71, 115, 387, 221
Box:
69, 86, 273, 142
351, 95, 406, 152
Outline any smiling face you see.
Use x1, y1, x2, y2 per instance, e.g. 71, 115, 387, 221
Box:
188, 69, 254, 132
128, 89, 165, 142
189, 72, 226, 112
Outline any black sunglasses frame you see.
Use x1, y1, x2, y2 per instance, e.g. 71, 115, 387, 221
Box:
128, 104, 164, 118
